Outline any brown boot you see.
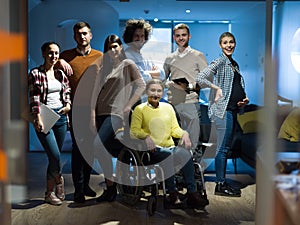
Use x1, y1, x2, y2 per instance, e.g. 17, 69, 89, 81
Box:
55, 175, 65, 201
46, 178, 55, 193
45, 179, 62, 205
45, 191, 62, 206
186, 192, 209, 209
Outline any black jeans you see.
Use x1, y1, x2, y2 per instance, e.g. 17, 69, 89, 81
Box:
69, 113, 93, 194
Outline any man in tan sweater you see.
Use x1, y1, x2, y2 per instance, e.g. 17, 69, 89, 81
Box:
163, 23, 208, 160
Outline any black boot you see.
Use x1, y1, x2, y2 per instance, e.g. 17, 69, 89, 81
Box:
164, 191, 183, 209
96, 183, 117, 202
74, 191, 85, 203
214, 182, 241, 197
74, 184, 85, 203
83, 184, 96, 197
186, 192, 209, 209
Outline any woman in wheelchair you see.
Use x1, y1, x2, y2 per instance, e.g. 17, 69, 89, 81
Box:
93, 34, 146, 202
130, 79, 208, 209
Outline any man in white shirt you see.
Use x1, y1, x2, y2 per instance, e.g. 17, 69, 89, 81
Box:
122, 19, 164, 85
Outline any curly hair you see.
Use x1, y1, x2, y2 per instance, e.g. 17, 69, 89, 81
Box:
122, 19, 152, 44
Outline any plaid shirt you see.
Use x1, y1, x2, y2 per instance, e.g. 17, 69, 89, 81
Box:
196, 54, 246, 119
28, 66, 71, 114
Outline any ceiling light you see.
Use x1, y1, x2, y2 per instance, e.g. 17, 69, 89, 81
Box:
174, 20, 195, 23
185, 9, 191, 13
198, 20, 230, 24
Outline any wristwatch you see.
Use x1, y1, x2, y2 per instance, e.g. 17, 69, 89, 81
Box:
186, 83, 193, 93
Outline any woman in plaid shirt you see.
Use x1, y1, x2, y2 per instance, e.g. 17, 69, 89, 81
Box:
196, 32, 249, 197
28, 41, 71, 205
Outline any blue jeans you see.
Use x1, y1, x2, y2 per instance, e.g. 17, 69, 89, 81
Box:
96, 115, 123, 179
213, 111, 236, 183
150, 147, 176, 192
36, 107, 67, 180
152, 146, 196, 193
174, 147, 196, 193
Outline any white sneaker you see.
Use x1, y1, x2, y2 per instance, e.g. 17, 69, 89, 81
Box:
55, 176, 65, 201
45, 192, 62, 205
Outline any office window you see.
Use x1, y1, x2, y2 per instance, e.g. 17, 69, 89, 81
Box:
188, 23, 230, 63
142, 28, 172, 69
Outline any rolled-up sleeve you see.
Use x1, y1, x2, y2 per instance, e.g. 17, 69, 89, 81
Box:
60, 70, 71, 106
28, 69, 43, 114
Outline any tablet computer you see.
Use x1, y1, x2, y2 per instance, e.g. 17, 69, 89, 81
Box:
172, 77, 189, 85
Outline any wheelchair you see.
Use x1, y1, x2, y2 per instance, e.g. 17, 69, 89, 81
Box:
114, 136, 208, 216
114, 138, 167, 216
108, 100, 209, 216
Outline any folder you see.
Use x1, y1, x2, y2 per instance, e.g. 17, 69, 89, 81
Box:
39, 103, 60, 134
22, 103, 60, 134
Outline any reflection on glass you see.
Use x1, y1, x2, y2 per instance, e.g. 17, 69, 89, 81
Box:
291, 28, 300, 73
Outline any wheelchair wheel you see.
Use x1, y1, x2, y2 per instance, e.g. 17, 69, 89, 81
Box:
116, 147, 144, 206
196, 180, 205, 194
196, 180, 209, 207
147, 196, 157, 216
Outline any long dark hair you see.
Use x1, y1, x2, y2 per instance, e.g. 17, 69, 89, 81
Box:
102, 34, 126, 77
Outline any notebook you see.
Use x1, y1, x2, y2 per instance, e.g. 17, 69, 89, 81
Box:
39, 103, 60, 134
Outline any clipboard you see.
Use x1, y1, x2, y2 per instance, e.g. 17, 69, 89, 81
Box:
39, 103, 60, 134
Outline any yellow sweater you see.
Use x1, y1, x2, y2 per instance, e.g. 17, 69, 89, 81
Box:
130, 102, 187, 147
